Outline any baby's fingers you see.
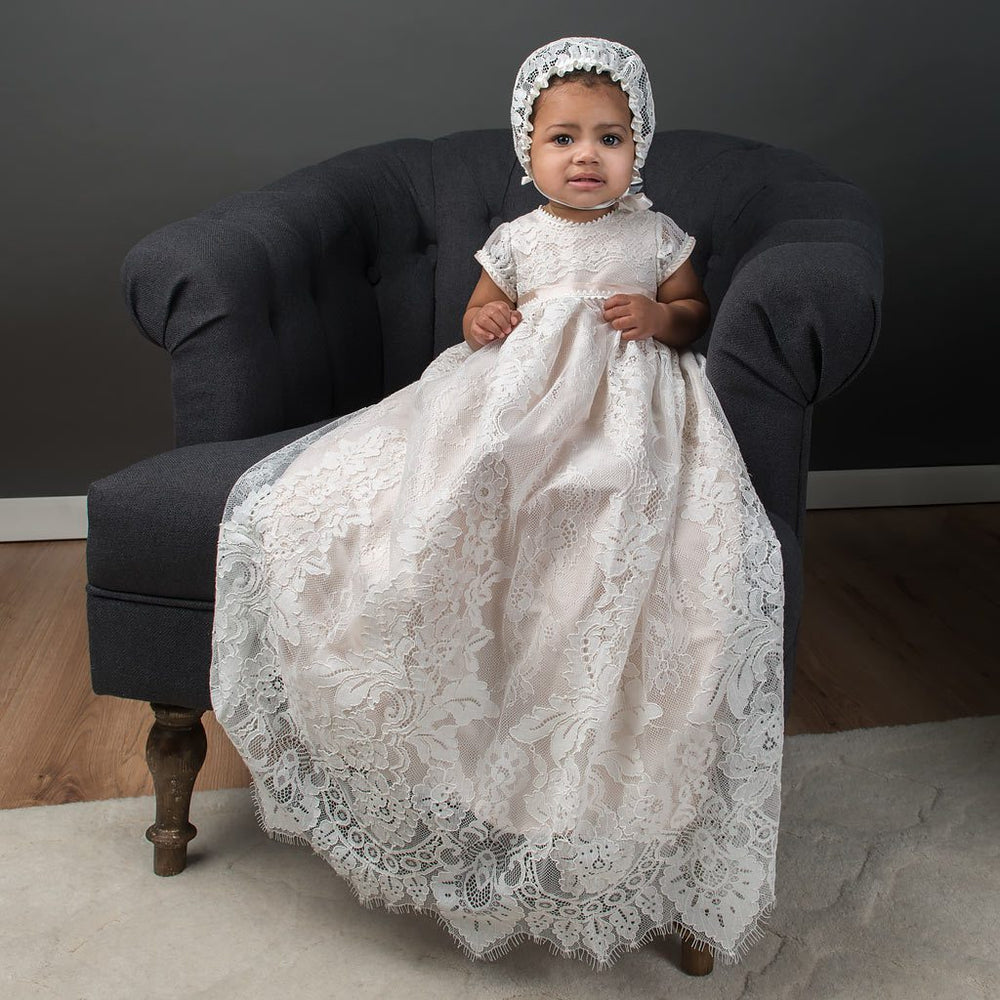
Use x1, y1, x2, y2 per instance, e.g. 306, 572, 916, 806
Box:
489, 313, 512, 337
479, 313, 507, 341
496, 308, 520, 334
493, 308, 521, 336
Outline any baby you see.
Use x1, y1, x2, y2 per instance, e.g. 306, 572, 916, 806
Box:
463, 65, 711, 351
211, 35, 787, 974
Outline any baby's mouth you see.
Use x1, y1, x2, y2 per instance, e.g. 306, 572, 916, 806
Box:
569, 176, 604, 188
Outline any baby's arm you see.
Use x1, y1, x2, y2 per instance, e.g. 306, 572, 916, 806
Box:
603, 259, 711, 347
463, 270, 522, 351
654, 260, 711, 349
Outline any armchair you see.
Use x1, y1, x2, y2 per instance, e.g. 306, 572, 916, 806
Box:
86, 126, 883, 973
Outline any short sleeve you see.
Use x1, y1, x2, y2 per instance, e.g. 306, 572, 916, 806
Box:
473, 222, 517, 301
655, 212, 697, 286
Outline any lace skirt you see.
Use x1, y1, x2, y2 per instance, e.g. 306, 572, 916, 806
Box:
210, 305, 785, 968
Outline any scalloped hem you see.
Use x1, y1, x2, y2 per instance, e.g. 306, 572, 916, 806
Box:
245, 780, 775, 971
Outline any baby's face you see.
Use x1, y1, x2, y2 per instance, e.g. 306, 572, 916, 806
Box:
529, 81, 636, 209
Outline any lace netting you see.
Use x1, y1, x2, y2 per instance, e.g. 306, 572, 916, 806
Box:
210, 204, 785, 970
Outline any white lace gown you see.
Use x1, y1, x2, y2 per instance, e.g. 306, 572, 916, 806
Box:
209, 202, 786, 969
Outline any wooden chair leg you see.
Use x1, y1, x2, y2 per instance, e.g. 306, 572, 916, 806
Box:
679, 930, 715, 976
144, 703, 207, 876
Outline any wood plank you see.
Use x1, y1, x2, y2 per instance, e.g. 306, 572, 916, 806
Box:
0, 540, 248, 808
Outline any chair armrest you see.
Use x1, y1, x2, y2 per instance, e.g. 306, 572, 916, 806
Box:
122, 210, 296, 447
120, 140, 430, 447
703, 169, 884, 539
709, 175, 885, 407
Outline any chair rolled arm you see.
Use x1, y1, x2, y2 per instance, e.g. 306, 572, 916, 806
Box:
119, 145, 424, 447
710, 239, 883, 408
121, 213, 290, 445
701, 174, 884, 539
709, 175, 885, 407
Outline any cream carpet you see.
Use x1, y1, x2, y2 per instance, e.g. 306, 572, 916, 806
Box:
2, 715, 998, 1000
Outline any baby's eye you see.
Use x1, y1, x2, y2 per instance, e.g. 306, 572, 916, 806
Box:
552, 134, 623, 146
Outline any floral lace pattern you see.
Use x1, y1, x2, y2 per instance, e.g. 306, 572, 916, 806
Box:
475, 206, 696, 302
210, 203, 785, 970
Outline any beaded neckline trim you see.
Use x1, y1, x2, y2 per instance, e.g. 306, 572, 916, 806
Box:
535, 205, 622, 227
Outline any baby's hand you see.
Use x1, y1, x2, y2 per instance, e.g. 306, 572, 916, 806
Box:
470, 301, 521, 347
602, 293, 666, 342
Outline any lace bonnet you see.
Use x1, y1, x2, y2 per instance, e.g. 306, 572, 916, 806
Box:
511, 36, 655, 195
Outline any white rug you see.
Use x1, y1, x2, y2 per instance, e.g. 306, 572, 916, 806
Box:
2, 715, 998, 1000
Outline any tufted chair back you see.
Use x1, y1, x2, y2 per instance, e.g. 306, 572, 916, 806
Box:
120, 127, 883, 543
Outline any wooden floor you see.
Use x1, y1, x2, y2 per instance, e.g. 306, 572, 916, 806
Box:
1, 503, 997, 810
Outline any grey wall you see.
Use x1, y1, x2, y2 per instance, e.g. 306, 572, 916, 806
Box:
2, 0, 996, 497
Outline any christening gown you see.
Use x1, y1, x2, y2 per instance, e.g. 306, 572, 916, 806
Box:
209, 200, 786, 969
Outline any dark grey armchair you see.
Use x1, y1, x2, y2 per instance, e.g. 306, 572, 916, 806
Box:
86, 128, 883, 896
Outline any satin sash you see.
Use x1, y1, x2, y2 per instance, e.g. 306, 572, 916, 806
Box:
518, 281, 651, 308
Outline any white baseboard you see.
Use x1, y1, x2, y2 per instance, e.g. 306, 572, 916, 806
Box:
1, 466, 997, 542
1, 495, 91, 542
805, 464, 1000, 510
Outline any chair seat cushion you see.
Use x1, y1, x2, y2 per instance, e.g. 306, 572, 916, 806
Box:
86, 419, 334, 604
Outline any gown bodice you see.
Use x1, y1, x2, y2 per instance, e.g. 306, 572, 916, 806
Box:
474, 204, 697, 306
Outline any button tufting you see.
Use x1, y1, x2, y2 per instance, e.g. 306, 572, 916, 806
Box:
489, 216, 503, 229
366, 264, 381, 285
